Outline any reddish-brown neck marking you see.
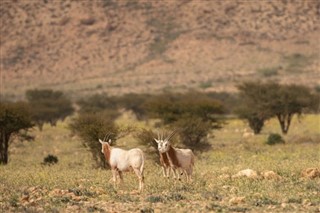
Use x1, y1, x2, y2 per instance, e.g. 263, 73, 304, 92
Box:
102, 144, 111, 165
166, 145, 180, 167
160, 152, 170, 166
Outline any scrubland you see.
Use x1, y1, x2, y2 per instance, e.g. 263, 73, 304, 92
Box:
0, 114, 319, 212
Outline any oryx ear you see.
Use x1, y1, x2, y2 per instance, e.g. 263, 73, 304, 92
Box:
108, 139, 112, 144
154, 138, 160, 144
99, 139, 108, 145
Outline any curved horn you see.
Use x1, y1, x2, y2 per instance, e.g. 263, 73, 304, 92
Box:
103, 132, 113, 142
165, 129, 178, 142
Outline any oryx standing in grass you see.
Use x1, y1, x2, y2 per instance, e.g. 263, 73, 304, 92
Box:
154, 130, 195, 181
99, 133, 145, 192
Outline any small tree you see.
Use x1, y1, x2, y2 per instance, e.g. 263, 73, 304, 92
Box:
173, 116, 212, 150
134, 128, 159, 162
0, 102, 34, 164
69, 112, 119, 168
236, 107, 267, 134
236, 82, 274, 134
144, 92, 225, 150
237, 82, 318, 134
26, 89, 74, 130
271, 84, 317, 134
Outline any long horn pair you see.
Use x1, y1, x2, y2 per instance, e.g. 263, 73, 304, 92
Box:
164, 129, 178, 142
157, 130, 165, 140
103, 132, 113, 142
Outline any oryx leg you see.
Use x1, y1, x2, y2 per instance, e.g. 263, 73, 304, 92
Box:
133, 168, 144, 192
171, 168, 181, 180
111, 169, 118, 188
187, 167, 193, 182
118, 171, 124, 184
162, 166, 170, 178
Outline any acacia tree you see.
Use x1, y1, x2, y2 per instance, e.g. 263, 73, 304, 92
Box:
270, 84, 317, 134
237, 82, 317, 134
26, 89, 74, 130
236, 82, 275, 134
0, 102, 34, 164
144, 92, 225, 150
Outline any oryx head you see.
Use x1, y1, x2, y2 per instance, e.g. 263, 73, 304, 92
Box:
154, 130, 177, 153
99, 133, 113, 154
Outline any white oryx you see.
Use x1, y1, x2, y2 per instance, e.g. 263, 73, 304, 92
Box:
99, 134, 145, 192
154, 130, 195, 181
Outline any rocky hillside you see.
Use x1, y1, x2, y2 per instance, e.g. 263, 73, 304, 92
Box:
1, 0, 319, 100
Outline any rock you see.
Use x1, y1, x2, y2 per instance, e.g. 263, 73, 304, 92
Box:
261, 170, 282, 180
232, 169, 259, 179
301, 168, 320, 179
218, 174, 231, 179
229, 196, 245, 205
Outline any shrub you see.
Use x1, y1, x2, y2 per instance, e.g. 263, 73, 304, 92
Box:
172, 116, 212, 150
265, 133, 285, 145
69, 112, 119, 168
134, 128, 158, 161
42, 154, 58, 165
134, 128, 180, 162
143, 91, 225, 151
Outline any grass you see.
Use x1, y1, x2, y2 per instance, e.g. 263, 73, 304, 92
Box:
0, 114, 319, 212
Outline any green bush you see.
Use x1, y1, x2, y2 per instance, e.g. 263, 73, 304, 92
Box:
143, 91, 225, 151
265, 133, 285, 145
69, 112, 119, 168
134, 128, 157, 153
173, 116, 212, 150
42, 154, 58, 165
134, 128, 180, 162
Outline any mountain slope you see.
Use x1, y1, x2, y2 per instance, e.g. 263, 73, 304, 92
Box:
1, 0, 319, 99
